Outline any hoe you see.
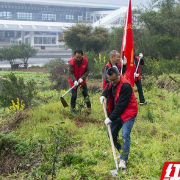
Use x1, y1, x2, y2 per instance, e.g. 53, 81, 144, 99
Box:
102, 102, 119, 177
60, 84, 76, 107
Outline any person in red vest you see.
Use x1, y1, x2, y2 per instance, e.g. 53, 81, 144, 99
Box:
100, 67, 138, 172
134, 53, 147, 105
102, 50, 127, 90
68, 49, 91, 114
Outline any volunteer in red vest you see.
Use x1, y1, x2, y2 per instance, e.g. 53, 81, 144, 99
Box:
134, 53, 147, 105
103, 50, 127, 90
68, 49, 91, 114
100, 67, 138, 171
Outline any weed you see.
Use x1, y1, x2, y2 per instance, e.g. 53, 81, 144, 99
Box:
143, 106, 155, 123
27, 122, 70, 180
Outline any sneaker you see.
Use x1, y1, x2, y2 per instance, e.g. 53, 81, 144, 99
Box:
119, 160, 126, 169
139, 101, 147, 105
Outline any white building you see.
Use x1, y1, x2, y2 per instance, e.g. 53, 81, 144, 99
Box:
0, 0, 140, 49
0, 0, 140, 66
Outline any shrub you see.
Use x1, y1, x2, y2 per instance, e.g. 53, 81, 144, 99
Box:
141, 57, 180, 77
43, 58, 66, 72
0, 73, 36, 109
49, 61, 69, 91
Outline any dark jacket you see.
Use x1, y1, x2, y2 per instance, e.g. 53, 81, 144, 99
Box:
102, 75, 138, 122
103, 61, 127, 90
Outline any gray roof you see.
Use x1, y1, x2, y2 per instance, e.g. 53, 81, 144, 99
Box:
0, 0, 121, 9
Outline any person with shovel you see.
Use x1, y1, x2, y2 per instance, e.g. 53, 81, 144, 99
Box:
100, 67, 138, 172
68, 49, 91, 114
103, 50, 127, 90
134, 53, 147, 105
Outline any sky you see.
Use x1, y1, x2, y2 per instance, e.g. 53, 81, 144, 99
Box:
67, 0, 151, 7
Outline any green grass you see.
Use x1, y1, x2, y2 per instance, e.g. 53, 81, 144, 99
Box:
0, 71, 180, 179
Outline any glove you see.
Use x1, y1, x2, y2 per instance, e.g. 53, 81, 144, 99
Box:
121, 56, 127, 65
100, 96, 106, 104
104, 118, 112, 126
78, 78, 83, 83
74, 81, 79, 86
134, 73, 139, 78
139, 53, 143, 58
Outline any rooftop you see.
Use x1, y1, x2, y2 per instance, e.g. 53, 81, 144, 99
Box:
0, 0, 122, 9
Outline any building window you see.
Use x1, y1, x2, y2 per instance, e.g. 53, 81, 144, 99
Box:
78, 16, 82, 22
42, 14, 56, 21
25, 37, 29, 44
34, 37, 56, 44
52, 37, 56, 44
17, 12, 32, 20
65, 15, 74, 20
0, 11, 12, 19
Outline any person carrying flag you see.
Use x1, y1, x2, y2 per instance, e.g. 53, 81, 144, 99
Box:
100, 67, 138, 171
134, 53, 147, 105
102, 50, 127, 90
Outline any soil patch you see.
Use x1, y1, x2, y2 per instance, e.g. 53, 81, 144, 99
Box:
1, 67, 48, 73
0, 111, 28, 133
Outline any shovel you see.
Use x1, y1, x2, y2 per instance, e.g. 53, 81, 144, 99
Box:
60, 84, 76, 107
102, 102, 119, 177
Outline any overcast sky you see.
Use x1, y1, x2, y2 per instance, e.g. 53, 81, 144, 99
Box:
68, 0, 151, 7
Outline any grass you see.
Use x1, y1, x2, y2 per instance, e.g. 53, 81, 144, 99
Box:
0, 71, 180, 179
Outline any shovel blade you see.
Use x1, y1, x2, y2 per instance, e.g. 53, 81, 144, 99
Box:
60, 97, 68, 108
110, 169, 118, 177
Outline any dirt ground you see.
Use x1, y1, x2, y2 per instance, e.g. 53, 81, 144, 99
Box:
1, 67, 48, 73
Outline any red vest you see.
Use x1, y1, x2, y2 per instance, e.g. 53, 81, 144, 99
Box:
68, 57, 88, 88
103, 62, 121, 90
107, 75, 138, 122
134, 56, 141, 82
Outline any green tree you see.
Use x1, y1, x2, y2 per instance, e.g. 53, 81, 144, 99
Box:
0, 45, 21, 67
0, 42, 37, 69
108, 27, 124, 51
63, 24, 109, 53
138, 0, 180, 59
18, 42, 37, 68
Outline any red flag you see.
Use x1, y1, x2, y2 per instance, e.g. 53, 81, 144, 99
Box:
120, 0, 135, 87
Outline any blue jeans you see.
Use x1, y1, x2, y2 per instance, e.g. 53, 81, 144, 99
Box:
109, 116, 136, 162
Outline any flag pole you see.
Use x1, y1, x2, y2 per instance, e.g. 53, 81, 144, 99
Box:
121, 0, 129, 75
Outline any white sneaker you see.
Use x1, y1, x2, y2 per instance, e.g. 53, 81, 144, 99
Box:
139, 101, 147, 105
119, 160, 126, 169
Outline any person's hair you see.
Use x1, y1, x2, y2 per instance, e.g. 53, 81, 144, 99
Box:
110, 50, 118, 58
107, 67, 119, 76
74, 49, 83, 55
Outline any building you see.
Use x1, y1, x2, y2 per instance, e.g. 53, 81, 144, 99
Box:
0, 0, 138, 66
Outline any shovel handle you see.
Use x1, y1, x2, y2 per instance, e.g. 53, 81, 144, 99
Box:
134, 56, 142, 79
61, 84, 76, 98
102, 102, 119, 170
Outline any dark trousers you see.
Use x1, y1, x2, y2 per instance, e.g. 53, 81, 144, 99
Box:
71, 83, 91, 109
135, 79, 145, 103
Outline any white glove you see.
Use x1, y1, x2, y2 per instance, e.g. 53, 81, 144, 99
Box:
139, 53, 143, 58
100, 96, 106, 104
74, 81, 79, 86
78, 78, 83, 83
104, 118, 112, 126
134, 73, 139, 78
121, 56, 127, 65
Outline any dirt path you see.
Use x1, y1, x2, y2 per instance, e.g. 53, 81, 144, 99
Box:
1, 68, 48, 73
